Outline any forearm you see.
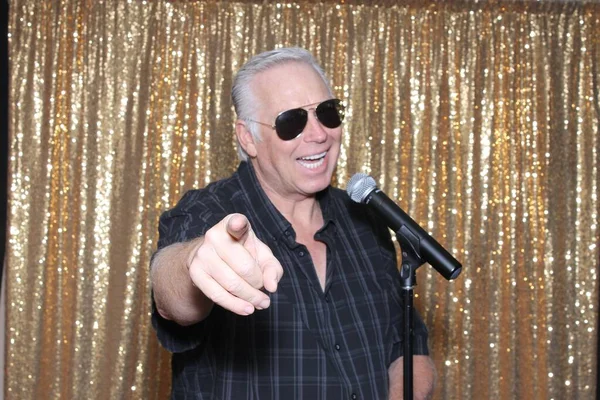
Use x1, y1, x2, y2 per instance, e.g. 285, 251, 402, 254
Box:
388, 355, 436, 400
151, 238, 214, 326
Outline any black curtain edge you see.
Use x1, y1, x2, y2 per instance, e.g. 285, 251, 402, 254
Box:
1, 0, 8, 293
0, 1, 597, 398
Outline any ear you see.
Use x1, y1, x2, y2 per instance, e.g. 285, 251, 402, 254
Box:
235, 120, 258, 158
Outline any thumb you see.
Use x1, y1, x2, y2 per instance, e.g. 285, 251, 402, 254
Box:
262, 257, 284, 293
224, 213, 251, 242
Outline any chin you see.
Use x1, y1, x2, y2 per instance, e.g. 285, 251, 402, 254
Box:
301, 176, 331, 195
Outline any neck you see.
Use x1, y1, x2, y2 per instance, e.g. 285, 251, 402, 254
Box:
250, 162, 324, 227
262, 184, 323, 227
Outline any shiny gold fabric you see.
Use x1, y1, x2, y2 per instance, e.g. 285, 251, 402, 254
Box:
6, 1, 599, 399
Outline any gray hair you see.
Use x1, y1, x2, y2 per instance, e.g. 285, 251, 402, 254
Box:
231, 47, 333, 161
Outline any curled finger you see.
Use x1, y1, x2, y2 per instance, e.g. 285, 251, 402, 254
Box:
189, 267, 256, 316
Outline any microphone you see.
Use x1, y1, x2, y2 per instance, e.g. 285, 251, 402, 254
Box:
346, 173, 462, 281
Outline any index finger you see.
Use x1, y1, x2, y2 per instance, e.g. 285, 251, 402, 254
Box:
224, 213, 251, 242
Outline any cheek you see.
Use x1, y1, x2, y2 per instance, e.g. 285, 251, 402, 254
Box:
329, 128, 343, 142
329, 130, 343, 150
265, 142, 297, 165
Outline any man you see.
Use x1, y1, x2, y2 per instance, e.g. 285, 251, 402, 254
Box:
151, 47, 435, 399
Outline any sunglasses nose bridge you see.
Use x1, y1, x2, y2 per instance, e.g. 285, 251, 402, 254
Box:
305, 106, 318, 119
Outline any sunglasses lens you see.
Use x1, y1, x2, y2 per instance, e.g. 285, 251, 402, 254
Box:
275, 109, 308, 141
273, 99, 345, 141
316, 99, 345, 128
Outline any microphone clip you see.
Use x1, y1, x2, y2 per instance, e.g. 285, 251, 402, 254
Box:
396, 224, 425, 289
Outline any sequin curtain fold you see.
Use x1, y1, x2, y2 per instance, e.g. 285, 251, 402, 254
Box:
6, 1, 599, 399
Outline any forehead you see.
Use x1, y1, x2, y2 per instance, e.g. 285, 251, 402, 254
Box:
251, 62, 331, 113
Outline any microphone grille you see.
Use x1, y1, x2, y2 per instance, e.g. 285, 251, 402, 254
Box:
346, 173, 377, 203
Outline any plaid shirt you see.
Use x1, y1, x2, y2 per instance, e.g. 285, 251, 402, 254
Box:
152, 162, 429, 400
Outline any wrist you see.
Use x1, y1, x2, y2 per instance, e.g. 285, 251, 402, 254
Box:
185, 236, 205, 271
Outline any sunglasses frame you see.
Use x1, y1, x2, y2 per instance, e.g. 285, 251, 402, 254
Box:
248, 98, 345, 141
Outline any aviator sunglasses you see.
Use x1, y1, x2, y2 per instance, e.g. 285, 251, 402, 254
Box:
250, 98, 346, 141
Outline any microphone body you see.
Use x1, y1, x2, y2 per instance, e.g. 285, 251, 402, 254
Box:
347, 174, 462, 281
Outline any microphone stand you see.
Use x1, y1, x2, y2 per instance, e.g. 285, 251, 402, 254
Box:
345, 173, 463, 397
395, 225, 426, 400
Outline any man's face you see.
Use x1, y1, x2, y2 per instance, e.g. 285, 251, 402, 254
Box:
248, 62, 342, 201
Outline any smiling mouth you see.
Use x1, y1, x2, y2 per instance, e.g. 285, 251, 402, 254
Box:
297, 151, 327, 169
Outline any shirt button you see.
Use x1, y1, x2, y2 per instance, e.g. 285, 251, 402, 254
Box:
298, 250, 305, 257
284, 230, 290, 236
335, 344, 341, 351
351, 394, 357, 400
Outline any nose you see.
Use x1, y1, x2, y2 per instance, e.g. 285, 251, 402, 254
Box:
302, 109, 327, 143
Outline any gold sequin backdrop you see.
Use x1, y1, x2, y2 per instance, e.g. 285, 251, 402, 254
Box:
6, 0, 599, 399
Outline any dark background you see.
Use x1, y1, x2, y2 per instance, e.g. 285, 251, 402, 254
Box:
1, 0, 8, 292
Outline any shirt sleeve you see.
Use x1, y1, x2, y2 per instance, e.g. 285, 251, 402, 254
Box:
151, 189, 229, 353
156, 190, 225, 250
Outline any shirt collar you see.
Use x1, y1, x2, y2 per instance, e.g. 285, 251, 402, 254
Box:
235, 161, 337, 241
316, 186, 336, 233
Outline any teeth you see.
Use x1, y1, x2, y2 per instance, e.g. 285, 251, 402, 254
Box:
298, 157, 325, 169
299, 151, 327, 161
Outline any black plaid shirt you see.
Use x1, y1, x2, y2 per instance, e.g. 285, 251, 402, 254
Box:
152, 162, 429, 400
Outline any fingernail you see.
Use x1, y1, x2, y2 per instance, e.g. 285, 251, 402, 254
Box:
244, 305, 255, 314
259, 298, 271, 309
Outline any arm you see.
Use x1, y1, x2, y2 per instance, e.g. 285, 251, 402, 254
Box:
151, 237, 214, 326
151, 213, 284, 326
388, 355, 436, 400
